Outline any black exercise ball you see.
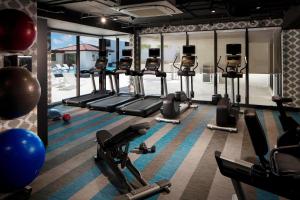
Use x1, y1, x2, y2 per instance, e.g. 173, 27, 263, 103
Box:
0, 67, 41, 119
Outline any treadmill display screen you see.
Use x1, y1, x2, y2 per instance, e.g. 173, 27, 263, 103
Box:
149, 48, 160, 57
183, 45, 195, 55
226, 44, 241, 55
122, 49, 132, 57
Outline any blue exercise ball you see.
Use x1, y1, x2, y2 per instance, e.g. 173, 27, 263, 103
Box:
0, 129, 46, 192
48, 108, 62, 121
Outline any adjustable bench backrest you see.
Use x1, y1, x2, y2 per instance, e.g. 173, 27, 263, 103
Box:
96, 122, 150, 150
244, 109, 269, 166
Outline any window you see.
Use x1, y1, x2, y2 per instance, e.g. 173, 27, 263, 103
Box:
118, 35, 133, 93
140, 34, 162, 95
217, 30, 246, 104
163, 33, 186, 94
50, 32, 77, 103
79, 36, 100, 95
51, 53, 56, 61
189, 31, 215, 101
248, 28, 281, 106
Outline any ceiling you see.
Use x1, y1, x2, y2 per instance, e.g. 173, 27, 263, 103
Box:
48, 18, 127, 36
38, 0, 300, 29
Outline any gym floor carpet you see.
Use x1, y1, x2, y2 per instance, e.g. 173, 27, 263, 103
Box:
30, 104, 295, 200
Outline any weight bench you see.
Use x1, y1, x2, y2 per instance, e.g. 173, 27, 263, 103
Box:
95, 121, 171, 200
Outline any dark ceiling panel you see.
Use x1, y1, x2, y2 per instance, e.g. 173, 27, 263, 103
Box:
37, 0, 300, 28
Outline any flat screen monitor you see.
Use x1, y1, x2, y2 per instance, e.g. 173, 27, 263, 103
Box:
99, 50, 107, 57
226, 44, 241, 55
183, 45, 195, 55
122, 49, 132, 57
149, 48, 160, 57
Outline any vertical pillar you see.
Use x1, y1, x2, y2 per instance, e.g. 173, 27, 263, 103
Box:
160, 33, 165, 96
245, 29, 249, 105
76, 36, 80, 97
214, 30, 218, 95
116, 37, 120, 91
133, 31, 141, 72
37, 18, 48, 146
186, 32, 189, 46
99, 38, 106, 91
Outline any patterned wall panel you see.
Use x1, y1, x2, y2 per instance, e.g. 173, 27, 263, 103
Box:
140, 18, 283, 34
0, 0, 38, 132
282, 29, 300, 107
47, 32, 52, 104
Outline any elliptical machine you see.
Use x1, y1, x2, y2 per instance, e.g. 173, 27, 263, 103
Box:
156, 45, 198, 124
207, 44, 246, 132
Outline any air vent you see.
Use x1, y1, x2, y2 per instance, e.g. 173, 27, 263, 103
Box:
114, 1, 182, 18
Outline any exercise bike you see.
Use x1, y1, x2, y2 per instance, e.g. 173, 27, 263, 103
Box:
156, 45, 198, 124
215, 109, 300, 200
207, 44, 246, 132
272, 95, 300, 146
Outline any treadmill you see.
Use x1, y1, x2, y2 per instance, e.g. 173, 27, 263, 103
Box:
117, 48, 168, 117
62, 51, 113, 107
87, 49, 138, 112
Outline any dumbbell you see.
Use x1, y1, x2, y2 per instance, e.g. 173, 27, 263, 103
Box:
131, 143, 156, 154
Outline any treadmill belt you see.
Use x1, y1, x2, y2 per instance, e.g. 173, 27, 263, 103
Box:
118, 97, 162, 117
123, 98, 160, 110
88, 95, 136, 112
63, 92, 109, 107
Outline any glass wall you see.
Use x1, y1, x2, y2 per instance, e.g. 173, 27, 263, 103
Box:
140, 34, 161, 95
163, 33, 186, 94
118, 35, 133, 93
248, 28, 281, 106
50, 32, 77, 103
79, 36, 99, 95
49, 32, 133, 103
189, 31, 214, 101
217, 30, 246, 104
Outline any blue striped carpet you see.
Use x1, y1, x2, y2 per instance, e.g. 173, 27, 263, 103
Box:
29, 105, 298, 200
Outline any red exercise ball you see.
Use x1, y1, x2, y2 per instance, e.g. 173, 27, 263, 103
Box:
0, 67, 41, 120
0, 9, 36, 52
62, 114, 71, 122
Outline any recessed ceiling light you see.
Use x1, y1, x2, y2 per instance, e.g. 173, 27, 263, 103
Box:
101, 16, 106, 23
256, 6, 261, 10
211, 9, 216, 13
113, 17, 117, 21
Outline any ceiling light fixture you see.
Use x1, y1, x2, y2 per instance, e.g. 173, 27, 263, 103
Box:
101, 16, 107, 23
112, 17, 118, 21
211, 9, 216, 13
256, 6, 261, 10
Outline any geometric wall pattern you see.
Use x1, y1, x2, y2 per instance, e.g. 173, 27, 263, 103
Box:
47, 32, 52, 104
140, 18, 283, 34
0, 0, 38, 132
282, 29, 300, 107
